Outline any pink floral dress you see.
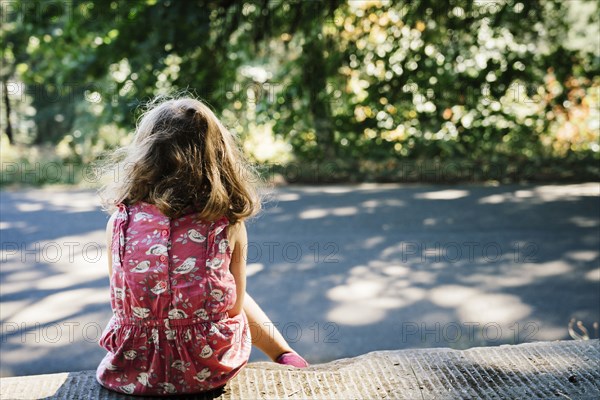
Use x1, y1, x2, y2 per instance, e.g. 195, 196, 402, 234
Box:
96, 201, 251, 396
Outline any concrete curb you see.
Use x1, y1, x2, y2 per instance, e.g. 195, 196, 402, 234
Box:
1, 340, 599, 399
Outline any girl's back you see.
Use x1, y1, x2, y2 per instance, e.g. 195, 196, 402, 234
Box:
95, 96, 268, 395
96, 201, 251, 395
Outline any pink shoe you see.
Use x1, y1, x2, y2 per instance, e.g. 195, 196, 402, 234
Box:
275, 351, 309, 368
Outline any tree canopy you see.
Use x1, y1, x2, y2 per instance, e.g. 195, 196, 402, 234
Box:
2, 0, 598, 183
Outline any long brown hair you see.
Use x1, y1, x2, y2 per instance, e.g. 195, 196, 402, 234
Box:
98, 95, 262, 223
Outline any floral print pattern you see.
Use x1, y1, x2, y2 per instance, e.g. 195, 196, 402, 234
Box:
96, 202, 251, 396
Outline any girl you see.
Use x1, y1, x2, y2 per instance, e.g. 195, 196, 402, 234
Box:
95, 96, 308, 396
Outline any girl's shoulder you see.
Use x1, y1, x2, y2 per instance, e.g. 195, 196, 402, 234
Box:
106, 203, 125, 228
227, 220, 246, 247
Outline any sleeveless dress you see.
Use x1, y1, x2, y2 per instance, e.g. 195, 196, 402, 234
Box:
96, 201, 252, 396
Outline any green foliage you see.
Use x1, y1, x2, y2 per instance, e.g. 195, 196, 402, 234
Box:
1, 0, 598, 185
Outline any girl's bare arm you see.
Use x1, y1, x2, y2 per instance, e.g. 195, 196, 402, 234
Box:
106, 212, 117, 279
227, 221, 247, 317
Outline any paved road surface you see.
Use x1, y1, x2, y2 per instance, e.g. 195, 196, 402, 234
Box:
1, 183, 598, 377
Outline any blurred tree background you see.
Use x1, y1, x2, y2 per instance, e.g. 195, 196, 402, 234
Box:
1, 0, 599, 185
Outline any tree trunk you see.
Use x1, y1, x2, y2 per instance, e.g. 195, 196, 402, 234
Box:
2, 80, 14, 144
302, 34, 335, 161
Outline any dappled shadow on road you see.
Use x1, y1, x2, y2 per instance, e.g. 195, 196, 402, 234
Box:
1, 188, 110, 376
245, 183, 599, 361
0, 183, 598, 376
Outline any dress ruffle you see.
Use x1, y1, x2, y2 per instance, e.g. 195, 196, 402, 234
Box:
98, 312, 251, 395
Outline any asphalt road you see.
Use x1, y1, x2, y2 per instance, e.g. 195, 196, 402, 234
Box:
1, 183, 599, 377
